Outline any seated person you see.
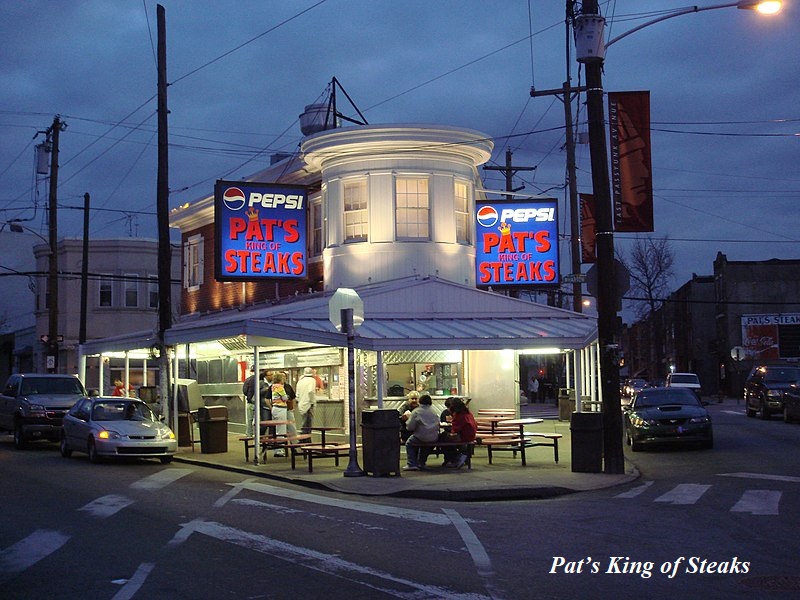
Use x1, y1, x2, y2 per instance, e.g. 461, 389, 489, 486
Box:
440, 397, 476, 469
398, 391, 420, 443
440, 397, 454, 424
403, 394, 440, 471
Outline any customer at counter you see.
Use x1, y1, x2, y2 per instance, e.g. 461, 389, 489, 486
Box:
403, 394, 439, 471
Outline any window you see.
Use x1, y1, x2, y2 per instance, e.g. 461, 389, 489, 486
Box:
148, 278, 159, 309
99, 275, 113, 307
311, 196, 323, 255
454, 181, 470, 244
183, 234, 204, 289
124, 274, 138, 307
396, 177, 429, 239
343, 178, 368, 242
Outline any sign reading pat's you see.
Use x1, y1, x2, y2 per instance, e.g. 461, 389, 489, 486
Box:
475, 199, 559, 286
214, 181, 308, 281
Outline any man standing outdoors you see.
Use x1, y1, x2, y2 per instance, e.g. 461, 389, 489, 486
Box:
296, 367, 317, 434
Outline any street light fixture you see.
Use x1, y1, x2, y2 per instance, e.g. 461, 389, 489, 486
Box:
605, 1, 782, 49
576, 0, 780, 475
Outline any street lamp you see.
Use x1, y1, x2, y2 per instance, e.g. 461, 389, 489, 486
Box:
576, 0, 780, 475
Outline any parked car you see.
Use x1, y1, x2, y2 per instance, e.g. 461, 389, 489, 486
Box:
0, 373, 87, 449
783, 382, 800, 424
623, 387, 713, 451
744, 364, 800, 420
665, 372, 702, 398
61, 397, 177, 463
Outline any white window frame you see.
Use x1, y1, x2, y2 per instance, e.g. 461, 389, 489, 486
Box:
98, 274, 113, 307
396, 176, 430, 240
311, 196, 323, 256
343, 178, 368, 242
454, 180, 470, 244
124, 273, 138, 308
148, 277, 159, 309
183, 234, 204, 290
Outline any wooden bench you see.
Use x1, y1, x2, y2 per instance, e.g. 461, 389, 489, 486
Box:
477, 432, 563, 465
406, 439, 475, 469
301, 443, 362, 473
525, 432, 563, 464
239, 434, 313, 462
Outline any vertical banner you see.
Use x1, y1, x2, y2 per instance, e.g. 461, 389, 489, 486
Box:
214, 180, 308, 281
580, 193, 596, 264
609, 91, 654, 232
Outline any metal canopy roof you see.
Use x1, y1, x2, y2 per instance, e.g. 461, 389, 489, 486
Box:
159, 277, 598, 353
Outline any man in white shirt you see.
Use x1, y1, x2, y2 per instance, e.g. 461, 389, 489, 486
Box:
403, 394, 440, 471
295, 367, 317, 434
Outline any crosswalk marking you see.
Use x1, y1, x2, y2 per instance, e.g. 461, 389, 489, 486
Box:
719, 472, 800, 483
731, 490, 781, 515
653, 483, 711, 505
0, 530, 70, 580
614, 481, 654, 498
130, 468, 193, 491
78, 494, 134, 519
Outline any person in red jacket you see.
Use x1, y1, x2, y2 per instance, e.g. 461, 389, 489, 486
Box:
441, 397, 476, 468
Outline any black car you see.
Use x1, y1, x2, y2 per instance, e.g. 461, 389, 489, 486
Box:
780, 381, 800, 424
624, 387, 713, 451
744, 364, 800, 420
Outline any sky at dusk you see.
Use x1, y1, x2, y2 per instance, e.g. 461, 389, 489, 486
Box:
1, 1, 797, 310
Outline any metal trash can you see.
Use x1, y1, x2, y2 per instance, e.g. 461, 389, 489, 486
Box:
361, 409, 401, 477
196, 405, 228, 454
570, 411, 603, 473
558, 389, 575, 421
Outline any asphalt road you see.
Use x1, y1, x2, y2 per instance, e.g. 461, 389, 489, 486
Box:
0, 402, 798, 599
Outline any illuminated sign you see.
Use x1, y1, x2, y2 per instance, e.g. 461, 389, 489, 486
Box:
475, 199, 560, 286
214, 180, 308, 281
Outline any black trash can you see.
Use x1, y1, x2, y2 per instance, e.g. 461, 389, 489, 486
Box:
361, 409, 401, 477
196, 405, 228, 454
570, 411, 603, 473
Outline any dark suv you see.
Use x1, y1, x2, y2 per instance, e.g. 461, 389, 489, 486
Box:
0, 373, 87, 448
744, 364, 800, 420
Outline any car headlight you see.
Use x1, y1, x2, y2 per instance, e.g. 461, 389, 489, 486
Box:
98, 430, 121, 440
631, 416, 656, 427
161, 430, 176, 440
688, 416, 710, 424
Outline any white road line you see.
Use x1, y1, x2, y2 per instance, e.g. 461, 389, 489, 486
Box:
731, 490, 781, 515
234, 480, 452, 525
614, 480, 654, 498
0, 530, 70, 579
111, 562, 155, 600
130, 468, 193, 491
719, 472, 800, 483
721, 410, 745, 416
654, 484, 711, 505
184, 518, 491, 600
443, 509, 505, 600
78, 494, 134, 519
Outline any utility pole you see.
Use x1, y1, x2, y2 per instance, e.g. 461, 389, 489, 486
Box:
577, 0, 624, 474
157, 4, 173, 425
79, 193, 90, 344
483, 148, 535, 200
46, 115, 67, 372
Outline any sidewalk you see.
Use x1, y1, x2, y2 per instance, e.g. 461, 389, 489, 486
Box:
173, 417, 640, 501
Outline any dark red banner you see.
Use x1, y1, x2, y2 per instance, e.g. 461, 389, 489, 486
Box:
609, 91, 654, 232
580, 193, 596, 264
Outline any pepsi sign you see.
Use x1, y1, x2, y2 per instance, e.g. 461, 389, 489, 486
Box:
214, 180, 308, 281
475, 199, 560, 287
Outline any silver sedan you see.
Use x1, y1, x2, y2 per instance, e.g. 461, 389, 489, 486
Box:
61, 397, 177, 463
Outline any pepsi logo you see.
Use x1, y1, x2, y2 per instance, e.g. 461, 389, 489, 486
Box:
477, 205, 499, 228
223, 187, 246, 211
